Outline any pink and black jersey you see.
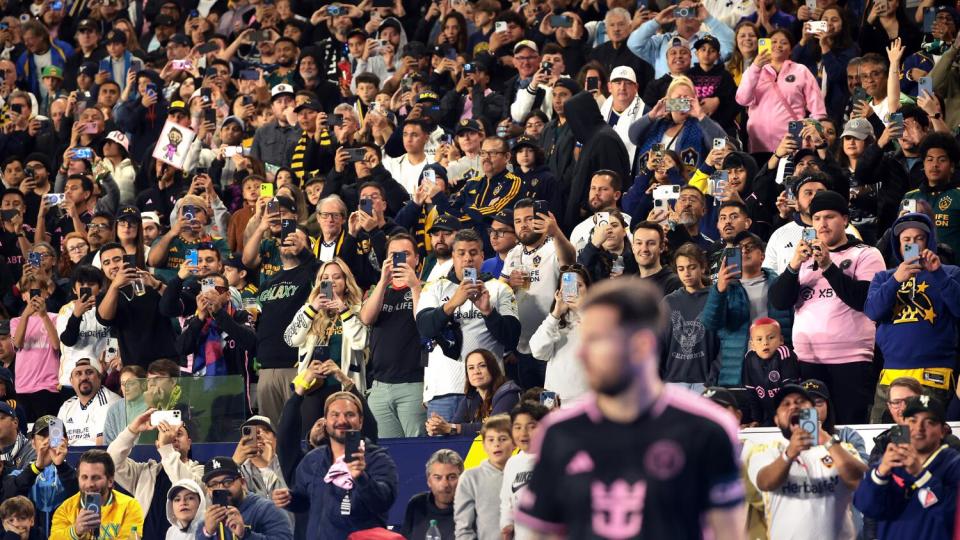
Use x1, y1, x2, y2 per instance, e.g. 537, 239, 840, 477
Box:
515, 385, 744, 539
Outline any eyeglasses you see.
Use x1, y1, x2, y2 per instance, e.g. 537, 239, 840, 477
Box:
860, 70, 885, 80
487, 228, 515, 238
514, 56, 538, 62
88, 223, 111, 230
206, 477, 237, 490
740, 243, 759, 253
66, 244, 89, 253
318, 212, 343, 220
887, 398, 909, 408
560, 263, 586, 272
212, 285, 229, 294
479, 150, 506, 158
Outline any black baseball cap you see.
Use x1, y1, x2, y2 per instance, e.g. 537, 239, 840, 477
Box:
801, 379, 830, 401
116, 205, 140, 223
428, 214, 459, 233
202, 456, 241, 484
702, 387, 738, 409
491, 209, 513, 226
293, 100, 321, 113
903, 395, 947, 424
772, 383, 814, 410
455, 118, 482, 135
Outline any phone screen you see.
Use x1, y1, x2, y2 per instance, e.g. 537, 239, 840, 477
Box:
212, 489, 230, 507
724, 247, 742, 278
392, 252, 406, 267
344, 430, 362, 462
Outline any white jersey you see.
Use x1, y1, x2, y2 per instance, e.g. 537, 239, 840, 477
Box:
747, 439, 861, 540
55, 304, 111, 388
764, 220, 861, 274
425, 258, 453, 284
382, 153, 435, 196
417, 276, 519, 402
501, 238, 560, 354
570, 213, 632, 257
57, 387, 121, 446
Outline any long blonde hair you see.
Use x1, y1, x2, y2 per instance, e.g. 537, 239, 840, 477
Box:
306, 258, 363, 342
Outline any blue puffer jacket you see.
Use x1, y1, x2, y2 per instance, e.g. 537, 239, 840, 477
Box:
700, 267, 794, 386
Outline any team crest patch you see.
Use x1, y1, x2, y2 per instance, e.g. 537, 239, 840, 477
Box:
840, 260, 852, 270
493, 184, 504, 196
821, 454, 834, 467
919, 487, 939, 508
532, 255, 541, 267
643, 440, 685, 480
785, 74, 796, 82
940, 196, 952, 211
768, 370, 781, 383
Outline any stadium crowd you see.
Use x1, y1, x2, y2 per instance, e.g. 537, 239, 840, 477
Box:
1, 0, 960, 536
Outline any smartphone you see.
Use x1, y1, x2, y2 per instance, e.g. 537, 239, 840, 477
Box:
345, 148, 367, 162
805, 0, 817, 9
211, 489, 230, 507
798, 407, 819, 446
392, 251, 406, 267
539, 390, 558, 408
710, 170, 729, 199
197, 42, 220, 54
327, 114, 344, 128
713, 137, 726, 150
44, 193, 66, 206
29, 287, 41, 299
586, 76, 599, 92
422, 168, 437, 185
901, 199, 918, 213
224, 146, 245, 158
724, 247, 742, 278
561, 271, 578, 302
918, 76, 933, 96
239, 69, 259, 81
673, 6, 694, 17
444, 47, 458, 60
463, 267, 478, 283
852, 86, 869, 104
281, 218, 296, 241
359, 198, 374, 215
172, 59, 193, 70
204, 107, 216, 125
82, 492, 102, 516
83, 123, 99, 134
549, 15, 572, 27
150, 409, 183, 426
664, 98, 691, 112
48, 417, 64, 448
79, 286, 93, 301
923, 8, 935, 33
105, 338, 118, 364
802, 227, 817, 243
266, 197, 280, 216
260, 183, 274, 198
439, 133, 454, 146
311, 344, 330, 361
495, 21, 508, 33
758, 38, 771, 56
241, 425, 253, 438
653, 184, 681, 201
344, 430, 362, 462
807, 20, 828, 33
186, 249, 199, 267
319, 280, 334, 299
249, 29, 273, 42
788, 120, 804, 141
123, 254, 137, 270
890, 424, 911, 445
201, 277, 216, 293
28, 252, 41, 268
0, 209, 17, 221
99, 58, 111, 74
327, 5, 345, 15
888, 112, 904, 126
533, 200, 549, 217
904, 242, 921, 262
73, 147, 94, 160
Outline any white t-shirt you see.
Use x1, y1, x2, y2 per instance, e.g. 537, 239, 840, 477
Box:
57, 387, 121, 446
570, 213, 633, 257
763, 221, 861, 275
747, 439, 861, 540
500, 451, 537, 530
501, 238, 560, 354
382, 153, 435, 195
425, 259, 453, 284
54, 304, 111, 388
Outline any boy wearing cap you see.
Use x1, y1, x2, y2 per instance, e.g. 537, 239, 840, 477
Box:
854, 395, 960, 540
39, 66, 66, 117
770, 190, 885, 424
747, 384, 866, 540
687, 35, 737, 133
865, 211, 960, 421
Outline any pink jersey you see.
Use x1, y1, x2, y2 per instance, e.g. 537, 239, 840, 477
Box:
10, 314, 60, 393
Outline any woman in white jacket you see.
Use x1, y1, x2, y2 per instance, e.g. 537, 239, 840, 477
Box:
284, 258, 369, 422
529, 264, 590, 405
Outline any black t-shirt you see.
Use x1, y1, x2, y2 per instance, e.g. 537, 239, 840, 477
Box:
0, 230, 25, 285
516, 387, 744, 539
369, 285, 424, 384
255, 259, 321, 369
95, 286, 179, 368
43, 209, 92, 252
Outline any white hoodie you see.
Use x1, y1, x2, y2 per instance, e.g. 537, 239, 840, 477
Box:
165, 479, 209, 540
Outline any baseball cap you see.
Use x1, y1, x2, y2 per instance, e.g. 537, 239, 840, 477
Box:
455, 118, 482, 135
72, 357, 103, 375
141, 211, 161, 226
41, 65, 63, 79
428, 214, 460, 233
347, 28, 368, 40
78, 62, 98, 76
105, 131, 130, 154
809, 190, 849, 217
168, 33, 191, 47
772, 383, 814, 410
30, 415, 55, 436
702, 387, 738, 409
694, 34, 721, 51
609, 65, 637, 84
77, 19, 98, 32
511, 135, 540, 152
223, 253, 249, 271
416, 91, 440, 104
903, 395, 947, 423
117, 205, 140, 223
202, 456, 241, 484
840, 117, 874, 140
0, 402, 14, 419
241, 415, 275, 434
801, 379, 830, 401
105, 30, 126, 44
513, 40, 538, 55
893, 217, 932, 237
668, 36, 689, 50
491, 209, 513, 227
553, 78, 582, 95
270, 84, 295, 101
277, 195, 297, 213
154, 14, 176, 27
168, 100, 188, 114
293, 100, 321, 113
221, 115, 245, 131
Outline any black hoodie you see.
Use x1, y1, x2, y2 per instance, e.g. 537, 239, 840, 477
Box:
561, 92, 631, 232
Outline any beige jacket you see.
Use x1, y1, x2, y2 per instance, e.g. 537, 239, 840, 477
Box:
106, 428, 205, 513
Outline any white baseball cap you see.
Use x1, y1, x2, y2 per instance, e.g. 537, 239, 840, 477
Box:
105, 130, 130, 153
141, 211, 161, 225
610, 66, 637, 84
270, 84, 295, 100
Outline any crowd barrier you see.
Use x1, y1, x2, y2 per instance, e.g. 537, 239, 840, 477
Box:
63, 423, 960, 525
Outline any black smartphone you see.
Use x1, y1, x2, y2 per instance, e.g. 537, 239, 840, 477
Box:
852, 86, 869, 104
392, 251, 406, 267
29, 288, 40, 299
10, 103, 22, 113
724, 247, 742, 278
0, 209, 17, 221
344, 430, 362, 462
788, 120, 803, 141
891, 424, 911, 445
372, 0, 392, 6
311, 344, 330, 361
79, 286, 93, 300
345, 148, 366, 162
212, 489, 230, 507
533, 200, 548, 218
266, 197, 280, 216
197, 42, 220, 54
586, 76, 599, 92
204, 107, 216, 124
242, 95, 253, 106
82, 492, 101, 516
549, 15, 572, 27
239, 69, 259, 81
123, 254, 138, 269
327, 114, 344, 128
249, 29, 273, 42
359, 198, 374, 215
241, 425, 253, 438
280, 218, 296, 241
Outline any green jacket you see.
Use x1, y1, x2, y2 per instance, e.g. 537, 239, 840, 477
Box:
904, 179, 960, 257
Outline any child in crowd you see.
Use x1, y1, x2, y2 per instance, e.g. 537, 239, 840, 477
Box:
454, 414, 515, 540
0, 495, 41, 540
741, 317, 800, 426
499, 401, 550, 539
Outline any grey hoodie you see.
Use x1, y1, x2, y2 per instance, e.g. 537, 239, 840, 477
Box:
165, 479, 208, 540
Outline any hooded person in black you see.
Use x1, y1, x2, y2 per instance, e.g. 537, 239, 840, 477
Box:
561, 91, 630, 233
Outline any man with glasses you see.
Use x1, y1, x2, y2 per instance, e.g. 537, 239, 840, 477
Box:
482, 210, 517, 277
310, 194, 364, 266
436, 136, 526, 245
703, 231, 794, 386
202, 456, 292, 539
501, 199, 575, 388
84, 212, 116, 263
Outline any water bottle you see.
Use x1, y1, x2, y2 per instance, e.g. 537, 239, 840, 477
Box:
425, 519, 442, 540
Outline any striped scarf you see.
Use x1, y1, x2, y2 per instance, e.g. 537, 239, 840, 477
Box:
290, 131, 309, 182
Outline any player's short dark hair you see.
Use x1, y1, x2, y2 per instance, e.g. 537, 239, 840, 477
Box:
147, 359, 181, 378
79, 449, 115, 478
355, 72, 381, 87
71, 264, 105, 288
592, 169, 622, 191
510, 401, 549, 423
387, 232, 418, 251
719, 200, 749, 215
453, 228, 483, 248
358, 181, 386, 201
631, 220, 665, 245
581, 277, 666, 332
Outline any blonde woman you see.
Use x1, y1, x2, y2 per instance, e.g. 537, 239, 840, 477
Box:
284, 258, 369, 422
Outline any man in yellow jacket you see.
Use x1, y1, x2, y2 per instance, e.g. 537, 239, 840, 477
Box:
50, 449, 144, 540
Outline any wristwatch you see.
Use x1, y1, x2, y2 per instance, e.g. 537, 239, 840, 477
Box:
933, 113, 943, 120
824, 433, 841, 451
